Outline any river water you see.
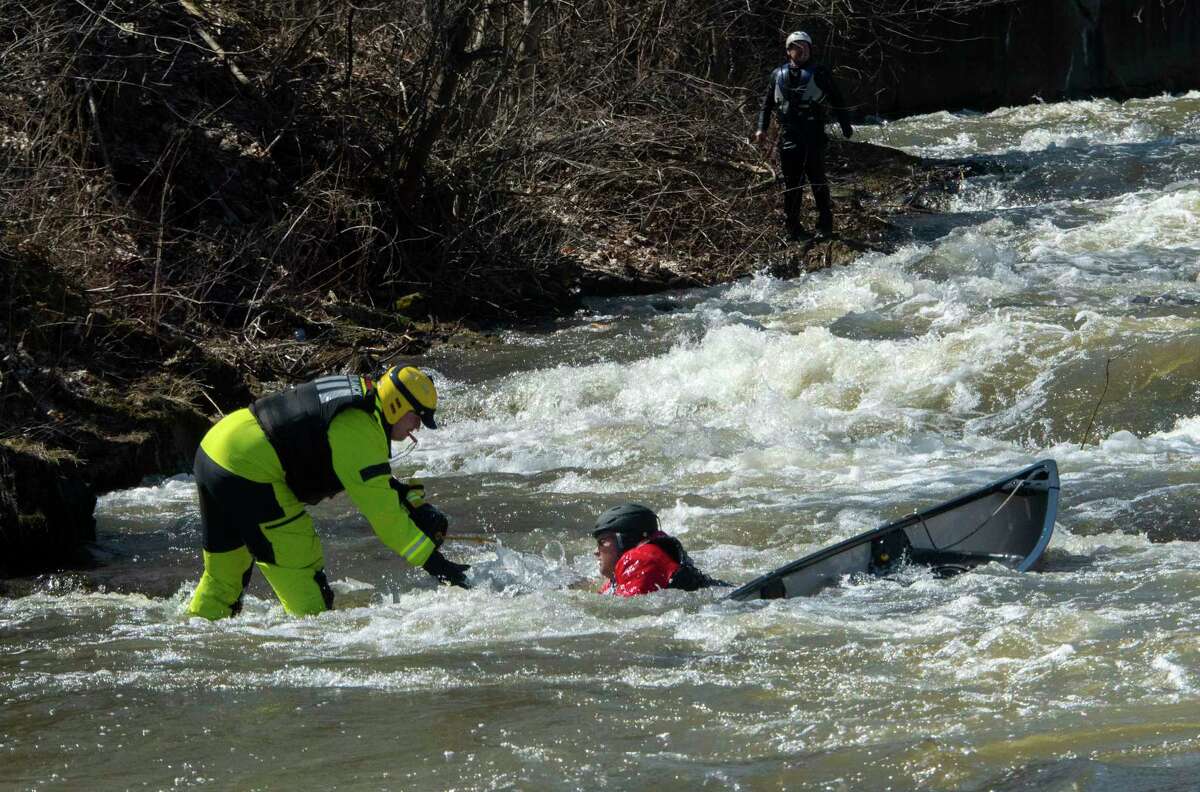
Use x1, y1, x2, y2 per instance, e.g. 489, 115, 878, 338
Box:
4, 93, 1200, 790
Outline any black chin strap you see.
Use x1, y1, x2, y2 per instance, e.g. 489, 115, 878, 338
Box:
373, 397, 395, 437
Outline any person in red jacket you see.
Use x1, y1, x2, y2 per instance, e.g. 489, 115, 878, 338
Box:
592, 503, 725, 596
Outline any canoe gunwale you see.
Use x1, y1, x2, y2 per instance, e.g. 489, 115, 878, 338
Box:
727, 459, 1060, 601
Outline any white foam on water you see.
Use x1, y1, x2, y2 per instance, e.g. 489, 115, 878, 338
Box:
1011, 643, 1079, 680
1150, 654, 1195, 694
416, 296, 1069, 497
94, 475, 198, 526
1045, 415, 1200, 473
404, 191, 1180, 504
1027, 187, 1200, 258
12, 94, 1200, 792
452, 119, 1191, 531
463, 544, 586, 592
947, 181, 1033, 213
260, 665, 464, 692
857, 93, 1200, 157
5, 528, 1198, 745
535, 470, 628, 494
0, 589, 181, 623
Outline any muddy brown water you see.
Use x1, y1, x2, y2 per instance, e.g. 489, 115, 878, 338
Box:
4, 94, 1200, 790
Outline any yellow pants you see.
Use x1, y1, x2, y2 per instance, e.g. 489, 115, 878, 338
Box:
187, 410, 334, 619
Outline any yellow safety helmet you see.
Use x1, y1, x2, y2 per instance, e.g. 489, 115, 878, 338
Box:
376, 366, 438, 428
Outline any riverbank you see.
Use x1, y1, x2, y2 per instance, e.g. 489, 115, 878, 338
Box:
5, 84, 1200, 792
4, 0, 1196, 576
0, 132, 969, 577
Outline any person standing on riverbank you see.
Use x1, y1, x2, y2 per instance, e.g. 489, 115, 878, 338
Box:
592, 504, 726, 596
187, 365, 470, 620
754, 30, 854, 242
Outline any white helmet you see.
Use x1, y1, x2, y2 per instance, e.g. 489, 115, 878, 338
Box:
785, 31, 812, 49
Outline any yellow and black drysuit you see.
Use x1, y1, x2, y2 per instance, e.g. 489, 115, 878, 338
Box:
187, 374, 461, 620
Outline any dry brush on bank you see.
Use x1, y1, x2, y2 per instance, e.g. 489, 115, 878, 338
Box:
2, 0, 1017, 328
0, 0, 1007, 571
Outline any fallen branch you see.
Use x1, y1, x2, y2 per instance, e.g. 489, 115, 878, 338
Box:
1078, 351, 1129, 449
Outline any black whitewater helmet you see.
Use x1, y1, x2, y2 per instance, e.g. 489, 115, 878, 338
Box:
592, 503, 660, 551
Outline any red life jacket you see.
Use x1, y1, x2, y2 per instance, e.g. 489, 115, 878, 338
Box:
600, 531, 682, 597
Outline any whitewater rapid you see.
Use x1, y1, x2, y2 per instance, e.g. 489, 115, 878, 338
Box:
4, 93, 1200, 791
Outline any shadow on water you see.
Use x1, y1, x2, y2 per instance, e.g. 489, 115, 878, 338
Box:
969, 757, 1200, 792
1062, 479, 1200, 544
1037, 547, 1094, 574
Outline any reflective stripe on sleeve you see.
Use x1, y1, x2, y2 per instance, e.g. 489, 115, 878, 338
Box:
400, 534, 431, 561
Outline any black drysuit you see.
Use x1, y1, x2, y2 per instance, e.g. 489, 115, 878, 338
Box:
757, 63, 852, 236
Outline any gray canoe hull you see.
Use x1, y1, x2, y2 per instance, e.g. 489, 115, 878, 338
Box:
728, 459, 1060, 601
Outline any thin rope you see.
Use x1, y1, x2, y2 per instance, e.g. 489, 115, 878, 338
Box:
938, 477, 1026, 552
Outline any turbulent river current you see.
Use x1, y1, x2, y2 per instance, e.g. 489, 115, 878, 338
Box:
5, 93, 1200, 791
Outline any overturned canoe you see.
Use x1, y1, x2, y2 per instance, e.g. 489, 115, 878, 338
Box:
728, 459, 1059, 601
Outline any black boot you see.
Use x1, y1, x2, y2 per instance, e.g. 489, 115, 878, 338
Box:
787, 224, 812, 243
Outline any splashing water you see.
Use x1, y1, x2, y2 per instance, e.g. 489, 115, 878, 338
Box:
4, 95, 1200, 791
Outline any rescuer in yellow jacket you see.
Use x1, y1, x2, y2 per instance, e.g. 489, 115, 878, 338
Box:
187, 365, 469, 620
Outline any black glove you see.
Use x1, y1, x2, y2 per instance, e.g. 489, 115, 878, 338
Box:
422, 550, 471, 588
841, 122, 854, 139
410, 503, 449, 547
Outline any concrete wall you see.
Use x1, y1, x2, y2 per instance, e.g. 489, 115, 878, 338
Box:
846, 0, 1200, 118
